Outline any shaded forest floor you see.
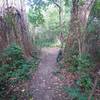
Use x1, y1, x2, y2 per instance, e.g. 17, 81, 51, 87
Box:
28, 47, 68, 100
11, 47, 78, 100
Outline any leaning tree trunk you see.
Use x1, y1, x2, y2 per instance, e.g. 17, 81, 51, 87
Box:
59, 0, 62, 27
65, 0, 95, 55
0, 16, 8, 52
53, 0, 62, 27
0, 6, 33, 57
64, 0, 95, 65
78, 0, 95, 54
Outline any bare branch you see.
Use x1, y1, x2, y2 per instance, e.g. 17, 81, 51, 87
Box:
88, 76, 98, 100
52, 0, 61, 11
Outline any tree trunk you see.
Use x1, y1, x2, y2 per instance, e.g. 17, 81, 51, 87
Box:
0, 6, 33, 57
64, 0, 95, 64
78, 0, 95, 54
65, 0, 95, 55
32, 26, 36, 42
6, 0, 9, 7
52, 0, 62, 27
59, 0, 62, 27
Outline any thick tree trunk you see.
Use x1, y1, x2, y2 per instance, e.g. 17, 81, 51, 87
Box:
0, 6, 33, 57
78, 0, 95, 54
0, 16, 8, 52
64, 0, 95, 64
65, 0, 95, 55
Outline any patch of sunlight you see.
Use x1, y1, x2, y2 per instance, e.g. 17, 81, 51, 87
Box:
51, 39, 61, 47
30, 97, 34, 100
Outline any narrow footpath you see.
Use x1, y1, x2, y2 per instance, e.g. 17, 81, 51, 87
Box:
29, 48, 68, 100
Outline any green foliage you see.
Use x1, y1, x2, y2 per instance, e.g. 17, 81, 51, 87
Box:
87, 0, 100, 32
64, 0, 72, 7
4, 12, 17, 34
79, 0, 85, 6
0, 43, 37, 99
28, 0, 71, 49
76, 74, 92, 91
44, 6, 59, 29
35, 38, 55, 47
69, 53, 94, 72
64, 87, 94, 100
87, 17, 100, 34
77, 53, 94, 71
28, 7, 44, 26
64, 86, 81, 97
87, 20, 96, 33
66, 53, 95, 99
4, 14, 13, 27
35, 35, 62, 47
27, 0, 51, 8
68, 53, 94, 90
93, 0, 100, 16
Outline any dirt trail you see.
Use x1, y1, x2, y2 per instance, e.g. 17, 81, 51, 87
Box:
30, 48, 67, 100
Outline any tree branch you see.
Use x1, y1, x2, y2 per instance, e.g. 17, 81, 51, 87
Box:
52, 0, 61, 11
87, 0, 95, 10
88, 77, 98, 100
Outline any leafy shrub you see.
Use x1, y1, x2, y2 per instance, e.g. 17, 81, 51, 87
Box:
66, 53, 95, 99
76, 74, 92, 91
69, 53, 94, 72
35, 39, 55, 47
0, 43, 36, 99
64, 86, 94, 100
79, 0, 85, 6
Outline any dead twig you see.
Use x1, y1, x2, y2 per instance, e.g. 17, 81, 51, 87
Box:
88, 77, 98, 100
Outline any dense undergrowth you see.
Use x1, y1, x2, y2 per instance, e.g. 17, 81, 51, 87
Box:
35, 38, 61, 47
63, 53, 100, 100
0, 43, 39, 99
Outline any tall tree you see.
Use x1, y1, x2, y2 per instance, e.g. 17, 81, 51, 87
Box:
52, 0, 62, 26
28, 7, 44, 41
0, 0, 33, 57
65, 0, 96, 55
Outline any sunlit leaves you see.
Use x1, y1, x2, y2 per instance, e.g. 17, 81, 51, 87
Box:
26, 0, 52, 8
28, 7, 44, 26
91, 0, 100, 18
